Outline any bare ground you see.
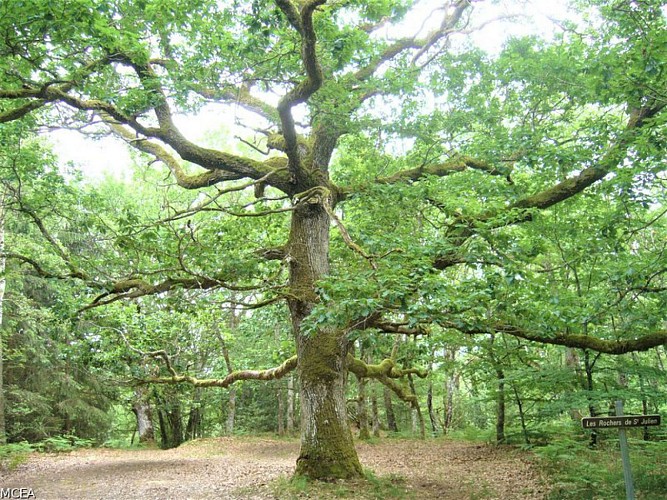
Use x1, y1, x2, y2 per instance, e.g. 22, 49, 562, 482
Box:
1, 437, 549, 499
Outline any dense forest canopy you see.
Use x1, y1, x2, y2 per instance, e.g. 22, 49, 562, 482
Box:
0, 0, 665, 481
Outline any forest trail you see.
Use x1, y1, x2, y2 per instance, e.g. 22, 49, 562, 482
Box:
1, 437, 548, 499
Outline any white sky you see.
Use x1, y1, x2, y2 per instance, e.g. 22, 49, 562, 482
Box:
49, 0, 573, 183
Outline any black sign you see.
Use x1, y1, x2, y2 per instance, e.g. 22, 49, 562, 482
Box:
582, 415, 661, 429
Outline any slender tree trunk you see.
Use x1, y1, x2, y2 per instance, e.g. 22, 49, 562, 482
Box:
565, 348, 583, 421
356, 375, 370, 439
370, 385, 381, 438
443, 349, 457, 433
632, 353, 651, 441
584, 350, 598, 447
512, 385, 529, 445
288, 204, 362, 479
408, 374, 425, 439
277, 383, 285, 436
132, 387, 155, 444
496, 367, 506, 444
384, 386, 398, 432
427, 357, 438, 436
226, 389, 236, 435
219, 310, 237, 435
287, 374, 296, 435
0, 200, 6, 445
356, 345, 370, 440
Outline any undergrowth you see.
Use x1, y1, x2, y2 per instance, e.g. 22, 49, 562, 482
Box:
535, 436, 667, 499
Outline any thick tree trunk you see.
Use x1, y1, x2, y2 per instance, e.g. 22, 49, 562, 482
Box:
295, 329, 362, 478
132, 388, 155, 444
288, 204, 363, 479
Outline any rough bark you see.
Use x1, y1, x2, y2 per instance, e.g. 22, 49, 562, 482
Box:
288, 204, 363, 479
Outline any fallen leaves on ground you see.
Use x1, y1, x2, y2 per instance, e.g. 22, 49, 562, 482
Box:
0, 436, 548, 499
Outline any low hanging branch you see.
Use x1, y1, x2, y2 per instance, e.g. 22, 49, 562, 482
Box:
117, 327, 299, 387
143, 355, 299, 388
122, 323, 427, 406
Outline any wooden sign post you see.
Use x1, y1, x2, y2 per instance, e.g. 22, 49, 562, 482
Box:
581, 401, 662, 500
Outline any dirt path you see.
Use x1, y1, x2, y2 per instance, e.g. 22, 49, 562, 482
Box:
1, 437, 548, 499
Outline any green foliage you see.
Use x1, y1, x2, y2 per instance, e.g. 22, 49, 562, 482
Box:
35, 434, 94, 453
0, 441, 34, 470
537, 438, 667, 500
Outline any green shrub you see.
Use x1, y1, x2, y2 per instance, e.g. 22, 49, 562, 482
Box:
0, 442, 35, 470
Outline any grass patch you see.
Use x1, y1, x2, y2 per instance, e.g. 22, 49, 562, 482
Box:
270, 469, 412, 499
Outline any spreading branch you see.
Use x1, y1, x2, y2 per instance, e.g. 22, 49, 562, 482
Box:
439, 320, 667, 355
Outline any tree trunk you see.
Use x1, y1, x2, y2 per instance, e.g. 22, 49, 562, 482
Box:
384, 386, 398, 432
427, 357, 438, 436
370, 385, 381, 438
185, 389, 202, 441
287, 373, 296, 435
512, 385, 529, 445
277, 382, 285, 436
496, 367, 506, 444
0, 200, 6, 445
220, 311, 237, 435
356, 375, 370, 440
356, 345, 370, 440
408, 374, 425, 439
442, 348, 458, 433
584, 350, 598, 447
132, 388, 155, 444
288, 204, 363, 479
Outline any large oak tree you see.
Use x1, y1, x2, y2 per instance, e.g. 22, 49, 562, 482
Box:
1, 0, 666, 479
